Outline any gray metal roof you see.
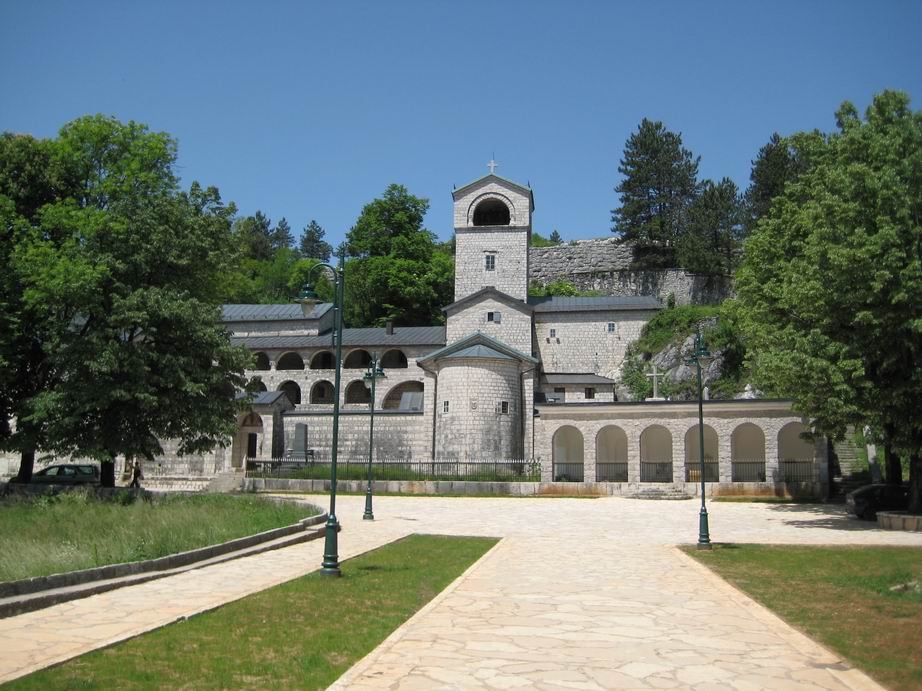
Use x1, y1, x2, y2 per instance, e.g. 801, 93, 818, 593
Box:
231, 325, 446, 350
235, 390, 288, 405
418, 330, 538, 366
452, 173, 534, 206
443, 287, 533, 314
222, 303, 333, 322
443, 344, 515, 361
542, 373, 616, 385
528, 295, 662, 313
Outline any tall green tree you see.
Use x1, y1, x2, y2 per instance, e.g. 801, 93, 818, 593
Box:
343, 184, 453, 326
2, 115, 252, 485
270, 217, 294, 252
743, 132, 803, 234
736, 91, 922, 512
612, 118, 700, 267
233, 211, 274, 262
677, 177, 743, 275
299, 219, 332, 261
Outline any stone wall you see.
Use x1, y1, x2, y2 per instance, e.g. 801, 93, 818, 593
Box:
529, 238, 733, 305
446, 299, 532, 355
282, 410, 432, 461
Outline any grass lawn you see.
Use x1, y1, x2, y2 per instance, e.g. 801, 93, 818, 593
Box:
9, 534, 497, 690
686, 544, 922, 690
0, 492, 319, 582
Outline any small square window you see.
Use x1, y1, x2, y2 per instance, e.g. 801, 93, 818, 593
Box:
607, 322, 616, 333
549, 328, 556, 338
500, 401, 509, 414
487, 311, 502, 323
443, 400, 449, 413
585, 387, 596, 399
485, 254, 496, 271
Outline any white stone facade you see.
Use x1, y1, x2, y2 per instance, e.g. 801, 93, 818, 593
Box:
446, 298, 533, 356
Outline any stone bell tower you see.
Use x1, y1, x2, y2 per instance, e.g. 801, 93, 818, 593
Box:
452, 162, 534, 303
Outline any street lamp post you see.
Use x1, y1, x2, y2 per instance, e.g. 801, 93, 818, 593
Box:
362, 354, 385, 520
688, 327, 713, 550
296, 251, 346, 576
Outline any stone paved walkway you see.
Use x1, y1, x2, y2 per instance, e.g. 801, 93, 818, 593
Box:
2, 495, 920, 688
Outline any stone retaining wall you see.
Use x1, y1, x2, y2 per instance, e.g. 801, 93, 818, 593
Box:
528, 238, 733, 305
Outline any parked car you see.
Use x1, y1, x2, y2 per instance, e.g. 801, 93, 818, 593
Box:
11, 464, 101, 485
845, 483, 909, 520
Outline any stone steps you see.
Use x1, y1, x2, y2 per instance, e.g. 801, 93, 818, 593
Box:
205, 470, 245, 493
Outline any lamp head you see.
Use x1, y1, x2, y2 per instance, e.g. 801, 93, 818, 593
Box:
294, 285, 321, 316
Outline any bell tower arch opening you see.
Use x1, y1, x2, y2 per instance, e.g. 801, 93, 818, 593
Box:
472, 198, 511, 226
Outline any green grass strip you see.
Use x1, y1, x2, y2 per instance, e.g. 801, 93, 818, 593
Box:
9, 534, 498, 690
686, 544, 922, 691
0, 492, 319, 581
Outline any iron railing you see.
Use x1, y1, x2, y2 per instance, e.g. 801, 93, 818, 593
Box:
246, 458, 541, 483
685, 462, 719, 483
731, 460, 766, 482
552, 462, 584, 482
640, 461, 673, 483
596, 462, 628, 482
778, 459, 817, 483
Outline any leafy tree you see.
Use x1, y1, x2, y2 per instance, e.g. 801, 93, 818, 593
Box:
299, 219, 332, 261
343, 185, 453, 326
549, 229, 563, 244
612, 118, 700, 267
735, 91, 922, 512
346, 184, 428, 257
677, 178, 743, 275
531, 231, 563, 248
2, 115, 251, 486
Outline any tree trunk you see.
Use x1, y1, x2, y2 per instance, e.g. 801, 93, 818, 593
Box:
15, 448, 35, 483
884, 442, 902, 485
908, 453, 922, 515
100, 457, 116, 488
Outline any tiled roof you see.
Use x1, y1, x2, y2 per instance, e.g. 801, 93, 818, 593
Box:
542, 373, 616, 385
528, 296, 662, 313
231, 326, 446, 350
222, 303, 333, 321
443, 344, 516, 361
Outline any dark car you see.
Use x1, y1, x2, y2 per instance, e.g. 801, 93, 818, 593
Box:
845, 483, 909, 520
22, 464, 101, 485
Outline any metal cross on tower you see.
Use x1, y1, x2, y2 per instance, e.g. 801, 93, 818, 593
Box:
487, 158, 498, 174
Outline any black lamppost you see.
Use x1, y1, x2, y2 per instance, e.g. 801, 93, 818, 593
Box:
296, 252, 345, 576
362, 354, 385, 520
687, 327, 713, 549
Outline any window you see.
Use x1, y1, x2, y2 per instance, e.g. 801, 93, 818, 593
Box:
485, 254, 496, 271
607, 322, 616, 333
585, 387, 596, 400
500, 401, 509, 414
487, 311, 501, 323
553, 386, 566, 403
443, 400, 449, 413
549, 328, 556, 338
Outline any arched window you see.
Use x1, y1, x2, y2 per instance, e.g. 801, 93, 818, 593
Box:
310, 380, 335, 405
380, 349, 408, 369
345, 380, 371, 404
253, 379, 267, 393
252, 352, 270, 371
344, 349, 372, 369
473, 198, 511, 226
382, 381, 424, 410
552, 426, 584, 481
276, 352, 304, 370
731, 423, 766, 481
639, 425, 673, 482
684, 424, 719, 482
778, 422, 816, 482
596, 425, 628, 482
310, 351, 334, 369
278, 381, 301, 405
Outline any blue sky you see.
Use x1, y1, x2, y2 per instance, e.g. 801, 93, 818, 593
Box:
2, 1, 920, 247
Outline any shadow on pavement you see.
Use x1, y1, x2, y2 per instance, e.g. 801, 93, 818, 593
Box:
764, 502, 881, 531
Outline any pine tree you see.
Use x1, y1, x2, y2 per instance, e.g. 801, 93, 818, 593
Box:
298, 219, 332, 261
743, 133, 801, 234
271, 217, 294, 252
678, 178, 743, 275
549, 229, 562, 244
612, 118, 700, 267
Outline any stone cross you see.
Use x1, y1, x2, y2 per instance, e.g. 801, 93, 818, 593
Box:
645, 364, 665, 400
488, 158, 498, 174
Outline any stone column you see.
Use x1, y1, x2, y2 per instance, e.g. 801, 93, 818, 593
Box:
583, 426, 596, 483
